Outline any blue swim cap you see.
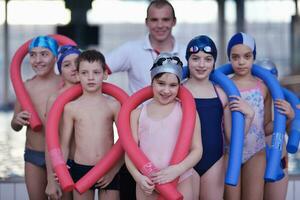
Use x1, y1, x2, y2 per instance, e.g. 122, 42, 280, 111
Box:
185, 35, 217, 62
227, 32, 256, 60
57, 45, 81, 74
29, 36, 58, 57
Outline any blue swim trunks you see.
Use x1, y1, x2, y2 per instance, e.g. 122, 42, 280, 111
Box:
24, 148, 46, 168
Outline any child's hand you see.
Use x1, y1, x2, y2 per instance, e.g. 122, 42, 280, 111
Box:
274, 99, 295, 120
45, 177, 62, 200
151, 165, 182, 185
95, 170, 117, 189
228, 95, 255, 119
13, 110, 31, 126
137, 174, 155, 195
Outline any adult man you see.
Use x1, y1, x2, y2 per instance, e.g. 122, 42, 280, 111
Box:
106, 0, 186, 94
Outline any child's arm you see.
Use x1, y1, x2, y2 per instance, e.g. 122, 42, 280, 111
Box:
11, 100, 30, 131
45, 95, 63, 199
262, 87, 294, 135
228, 95, 255, 133
125, 108, 155, 194
60, 103, 75, 162
219, 88, 254, 143
151, 114, 202, 185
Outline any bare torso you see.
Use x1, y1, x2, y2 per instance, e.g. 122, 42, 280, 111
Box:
24, 75, 61, 151
69, 95, 118, 165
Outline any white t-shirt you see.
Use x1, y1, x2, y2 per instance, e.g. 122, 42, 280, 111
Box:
106, 34, 186, 94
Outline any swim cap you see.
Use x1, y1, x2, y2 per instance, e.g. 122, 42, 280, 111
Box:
57, 45, 81, 74
227, 32, 256, 60
256, 58, 278, 77
185, 35, 217, 62
29, 36, 58, 57
150, 53, 183, 82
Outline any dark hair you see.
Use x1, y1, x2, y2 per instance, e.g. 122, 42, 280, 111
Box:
76, 49, 106, 71
146, 0, 176, 20
152, 72, 180, 84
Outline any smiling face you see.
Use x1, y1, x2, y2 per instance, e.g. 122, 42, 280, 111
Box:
230, 44, 254, 77
152, 72, 179, 105
29, 47, 56, 77
78, 60, 107, 93
61, 53, 79, 85
146, 4, 176, 44
188, 51, 215, 81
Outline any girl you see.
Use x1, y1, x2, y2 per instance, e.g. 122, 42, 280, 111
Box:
125, 53, 202, 200
45, 45, 81, 200
184, 35, 254, 200
224, 32, 274, 200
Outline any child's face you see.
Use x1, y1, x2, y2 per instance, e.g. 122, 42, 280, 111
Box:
188, 51, 214, 80
78, 60, 107, 93
152, 73, 179, 105
61, 54, 79, 84
29, 47, 56, 77
230, 44, 254, 76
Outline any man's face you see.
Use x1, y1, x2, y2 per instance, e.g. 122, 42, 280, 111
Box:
146, 5, 176, 43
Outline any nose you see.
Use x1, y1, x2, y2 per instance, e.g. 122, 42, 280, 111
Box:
88, 72, 94, 80
162, 86, 171, 94
35, 54, 42, 63
157, 19, 163, 28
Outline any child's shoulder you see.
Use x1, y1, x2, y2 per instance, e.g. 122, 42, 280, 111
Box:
104, 96, 120, 110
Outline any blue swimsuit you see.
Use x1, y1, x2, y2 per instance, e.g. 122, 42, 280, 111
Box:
193, 86, 224, 176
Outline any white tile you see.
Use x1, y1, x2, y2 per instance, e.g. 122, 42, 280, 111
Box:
286, 180, 294, 200
15, 183, 29, 200
0, 183, 14, 200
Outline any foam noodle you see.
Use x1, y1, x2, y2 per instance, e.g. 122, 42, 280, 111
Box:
46, 83, 128, 192
49, 148, 65, 167
283, 88, 300, 153
210, 69, 245, 186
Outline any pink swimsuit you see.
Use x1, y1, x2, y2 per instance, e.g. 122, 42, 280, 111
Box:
138, 100, 193, 182
240, 80, 265, 163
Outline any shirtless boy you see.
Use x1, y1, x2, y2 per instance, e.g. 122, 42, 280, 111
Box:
45, 45, 81, 200
60, 50, 121, 200
11, 36, 61, 200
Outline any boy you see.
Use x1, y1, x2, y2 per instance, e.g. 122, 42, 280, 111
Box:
11, 35, 61, 200
60, 50, 121, 200
45, 45, 81, 200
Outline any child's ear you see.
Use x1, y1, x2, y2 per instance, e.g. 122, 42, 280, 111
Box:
103, 69, 108, 80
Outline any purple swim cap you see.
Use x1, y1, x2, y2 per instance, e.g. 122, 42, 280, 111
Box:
57, 45, 81, 74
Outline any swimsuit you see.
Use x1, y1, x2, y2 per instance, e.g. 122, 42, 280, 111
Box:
70, 161, 120, 191
24, 148, 46, 168
138, 100, 193, 182
193, 85, 224, 176
240, 80, 265, 163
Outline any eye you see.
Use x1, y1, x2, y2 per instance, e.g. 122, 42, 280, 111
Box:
205, 56, 213, 62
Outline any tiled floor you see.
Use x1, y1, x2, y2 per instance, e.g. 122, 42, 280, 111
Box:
1, 176, 300, 200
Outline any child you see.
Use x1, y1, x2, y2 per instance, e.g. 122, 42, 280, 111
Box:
45, 45, 81, 200
256, 59, 294, 200
60, 50, 122, 200
125, 53, 203, 200
11, 35, 61, 199
224, 32, 278, 200
183, 35, 254, 200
